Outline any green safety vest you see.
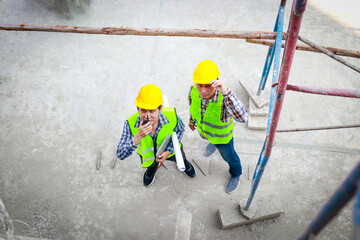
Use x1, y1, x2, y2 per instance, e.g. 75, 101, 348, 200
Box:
127, 107, 180, 168
189, 85, 233, 144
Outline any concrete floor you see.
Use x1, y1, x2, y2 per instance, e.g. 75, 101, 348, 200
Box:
0, 0, 359, 239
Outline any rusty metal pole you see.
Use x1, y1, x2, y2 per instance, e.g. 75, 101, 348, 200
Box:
245, 0, 307, 210
265, 0, 307, 160
271, 83, 360, 98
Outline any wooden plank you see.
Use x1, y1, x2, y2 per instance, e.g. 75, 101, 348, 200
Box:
298, 35, 360, 73
0, 24, 285, 40
246, 39, 360, 58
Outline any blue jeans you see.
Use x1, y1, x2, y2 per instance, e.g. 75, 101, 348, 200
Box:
213, 138, 242, 177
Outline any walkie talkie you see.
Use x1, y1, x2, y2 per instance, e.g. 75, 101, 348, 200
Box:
143, 115, 149, 125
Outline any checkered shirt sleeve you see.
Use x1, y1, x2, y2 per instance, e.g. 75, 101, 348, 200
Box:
117, 121, 137, 160
188, 85, 248, 124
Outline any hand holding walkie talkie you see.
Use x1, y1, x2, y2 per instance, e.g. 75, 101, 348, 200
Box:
134, 115, 152, 145
142, 115, 149, 125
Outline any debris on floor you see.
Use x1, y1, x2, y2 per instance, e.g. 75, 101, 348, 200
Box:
96, 151, 102, 170
175, 210, 192, 240
218, 194, 283, 229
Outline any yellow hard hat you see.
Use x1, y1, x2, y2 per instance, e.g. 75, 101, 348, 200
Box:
193, 60, 221, 84
135, 84, 164, 110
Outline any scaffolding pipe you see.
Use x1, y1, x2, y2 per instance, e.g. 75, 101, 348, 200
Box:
277, 124, 360, 132
353, 182, 360, 240
245, 0, 286, 210
297, 161, 360, 240
265, 0, 307, 157
257, 41, 275, 95
246, 39, 360, 58
0, 24, 286, 40
245, 0, 307, 210
298, 35, 360, 73
273, 83, 360, 98
256, 6, 281, 95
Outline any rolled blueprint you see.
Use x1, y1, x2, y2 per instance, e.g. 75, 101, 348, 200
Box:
162, 94, 169, 107
172, 132, 185, 171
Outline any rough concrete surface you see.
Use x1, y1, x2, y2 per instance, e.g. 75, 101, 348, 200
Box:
218, 194, 282, 229
247, 115, 268, 130
0, 0, 359, 239
238, 80, 270, 108
249, 98, 269, 116
239, 194, 283, 221
175, 210, 192, 240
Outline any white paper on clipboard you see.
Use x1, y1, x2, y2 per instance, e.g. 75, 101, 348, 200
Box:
156, 134, 171, 158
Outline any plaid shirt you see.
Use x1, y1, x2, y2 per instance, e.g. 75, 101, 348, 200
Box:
188, 85, 248, 138
117, 111, 185, 160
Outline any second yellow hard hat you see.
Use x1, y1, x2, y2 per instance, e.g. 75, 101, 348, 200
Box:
193, 60, 221, 84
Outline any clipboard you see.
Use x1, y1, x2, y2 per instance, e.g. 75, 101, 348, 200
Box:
156, 134, 171, 158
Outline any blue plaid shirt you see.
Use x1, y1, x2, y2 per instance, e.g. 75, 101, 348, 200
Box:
117, 111, 185, 160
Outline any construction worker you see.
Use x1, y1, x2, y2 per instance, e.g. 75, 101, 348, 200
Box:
188, 60, 248, 193
117, 84, 196, 187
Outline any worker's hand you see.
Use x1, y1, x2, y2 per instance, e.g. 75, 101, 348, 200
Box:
133, 121, 152, 145
156, 151, 171, 164
189, 122, 197, 131
210, 79, 227, 94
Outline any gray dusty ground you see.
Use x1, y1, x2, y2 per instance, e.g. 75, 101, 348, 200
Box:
1, 0, 359, 239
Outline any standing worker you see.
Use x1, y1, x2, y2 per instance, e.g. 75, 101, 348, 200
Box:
188, 60, 248, 193
117, 84, 196, 187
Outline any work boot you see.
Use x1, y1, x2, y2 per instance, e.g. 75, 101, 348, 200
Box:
204, 143, 217, 157
143, 169, 156, 187
226, 176, 240, 193
183, 160, 196, 178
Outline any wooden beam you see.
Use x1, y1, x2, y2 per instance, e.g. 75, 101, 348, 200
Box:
298, 35, 360, 73
246, 39, 360, 58
0, 24, 286, 40
277, 124, 360, 132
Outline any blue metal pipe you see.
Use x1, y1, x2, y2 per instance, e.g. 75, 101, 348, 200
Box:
257, 46, 275, 95
256, 5, 281, 96
244, 1, 286, 211
297, 161, 360, 240
245, 155, 270, 210
354, 181, 360, 239
258, 47, 275, 92
266, 4, 284, 134
251, 138, 266, 183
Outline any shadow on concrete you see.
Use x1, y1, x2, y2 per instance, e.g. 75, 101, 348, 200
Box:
31, 0, 91, 19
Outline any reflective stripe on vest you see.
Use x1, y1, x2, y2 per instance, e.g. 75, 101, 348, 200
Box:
127, 107, 180, 168
189, 85, 233, 144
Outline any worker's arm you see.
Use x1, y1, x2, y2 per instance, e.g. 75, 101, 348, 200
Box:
117, 121, 137, 160
117, 120, 152, 160
222, 88, 248, 123
156, 151, 171, 164
188, 85, 196, 131
211, 79, 248, 123
133, 121, 152, 145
